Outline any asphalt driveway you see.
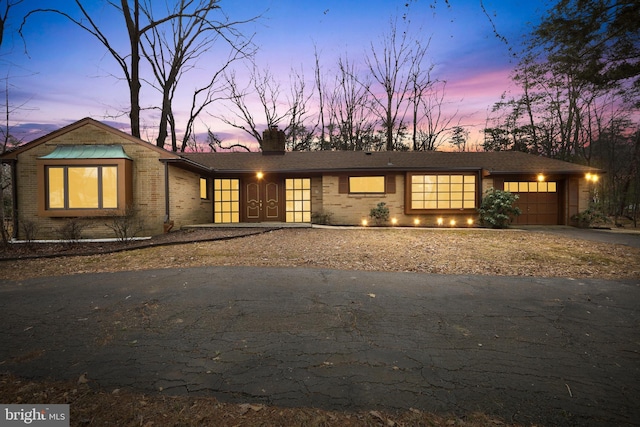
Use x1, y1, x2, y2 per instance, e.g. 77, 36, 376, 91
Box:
516, 225, 640, 248
1, 267, 639, 426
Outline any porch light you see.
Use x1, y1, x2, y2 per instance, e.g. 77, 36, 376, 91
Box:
537, 173, 545, 182
437, 217, 444, 226
450, 219, 456, 227
414, 218, 420, 226
362, 219, 368, 226
256, 171, 264, 179
586, 173, 598, 182
391, 217, 398, 225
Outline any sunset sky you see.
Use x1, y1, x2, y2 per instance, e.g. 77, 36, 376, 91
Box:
2, 0, 547, 148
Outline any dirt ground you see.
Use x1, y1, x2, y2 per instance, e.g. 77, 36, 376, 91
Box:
2, 226, 638, 426
1, 227, 639, 281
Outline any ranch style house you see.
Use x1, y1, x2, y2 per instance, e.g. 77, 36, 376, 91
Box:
1, 118, 602, 240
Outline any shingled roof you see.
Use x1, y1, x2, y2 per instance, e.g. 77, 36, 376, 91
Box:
180, 150, 598, 175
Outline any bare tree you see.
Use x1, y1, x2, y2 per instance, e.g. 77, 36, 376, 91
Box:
414, 81, 457, 151
140, 0, 255, 150
206, 129, 250, 152
218, 66, 277, 148
409, 51, 434, 151
1, 0, 26, 245
313, 45, 328, 150
219, 64, 312, 150
364, 17, 429, 150
284, 67, 315, 151
329, 55, 376, 150
20, 0, 258, 141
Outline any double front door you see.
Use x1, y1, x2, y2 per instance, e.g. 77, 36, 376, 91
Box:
244, 176, 284, 222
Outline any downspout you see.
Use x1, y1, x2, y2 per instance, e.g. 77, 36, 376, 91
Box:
11, 159, 18, 239
163, 161, 173, 232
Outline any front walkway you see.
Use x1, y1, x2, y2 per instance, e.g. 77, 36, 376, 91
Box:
182, 222, 312, 229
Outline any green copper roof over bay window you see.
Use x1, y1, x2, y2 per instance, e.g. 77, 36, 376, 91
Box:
39, 145, 132, 160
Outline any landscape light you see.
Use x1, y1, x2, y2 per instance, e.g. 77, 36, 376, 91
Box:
361, 219, 368, 226
391, 217, 398, 225
437, 217, 444, 226
450, 219, 456, 227
414, 218, 420, 226
467, 218, 474, 226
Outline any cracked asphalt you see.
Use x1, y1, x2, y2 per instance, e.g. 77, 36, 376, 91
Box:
1, 266, 639, 426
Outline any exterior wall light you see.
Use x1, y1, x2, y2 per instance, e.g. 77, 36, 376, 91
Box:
437, 217, 444, 226
256, 171, 264, 179
586, 173, 598, 182
537, 173, 545, 182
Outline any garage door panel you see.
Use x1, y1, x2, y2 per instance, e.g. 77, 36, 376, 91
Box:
506, 181, 559, 225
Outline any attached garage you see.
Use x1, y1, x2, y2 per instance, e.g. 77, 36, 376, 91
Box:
505, 181, 559, 225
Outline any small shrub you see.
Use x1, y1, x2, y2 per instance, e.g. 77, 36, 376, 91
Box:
58, 218, 87, 244
311, 210, 333, 225
478, 188, 521, 229
106, 206, 145, 242
20, 218, 39, 245
571, 207, 608, 228
369, 202, 390, 225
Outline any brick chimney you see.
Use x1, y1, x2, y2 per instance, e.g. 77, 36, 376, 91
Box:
262, 125, 286, 154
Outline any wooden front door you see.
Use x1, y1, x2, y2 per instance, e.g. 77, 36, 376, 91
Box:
244, 176, 284, 222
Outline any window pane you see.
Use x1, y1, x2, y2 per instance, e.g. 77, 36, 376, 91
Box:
102, 166, 118, 208
285, 178, 311, 222
410, 174, 476, 210
349, 176, 385, 193
548, 182, 557, 192
68, 167, 99, 208
200, 178, 208, 199
213, 179, 239, 223
48, 167, 65, 209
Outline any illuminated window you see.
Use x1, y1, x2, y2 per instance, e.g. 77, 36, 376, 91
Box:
200, 177, 209, 200
410, 174, 476, 210
505, 181, 557, 193
286, 178, 311, 222
46, 166, 119, 210
213, 179, 239, 223
349, 176, 385, 193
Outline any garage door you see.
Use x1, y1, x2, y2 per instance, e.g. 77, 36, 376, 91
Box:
504, 181, 559, 225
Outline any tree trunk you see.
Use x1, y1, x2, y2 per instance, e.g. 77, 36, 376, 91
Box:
122, 0, 141, 138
